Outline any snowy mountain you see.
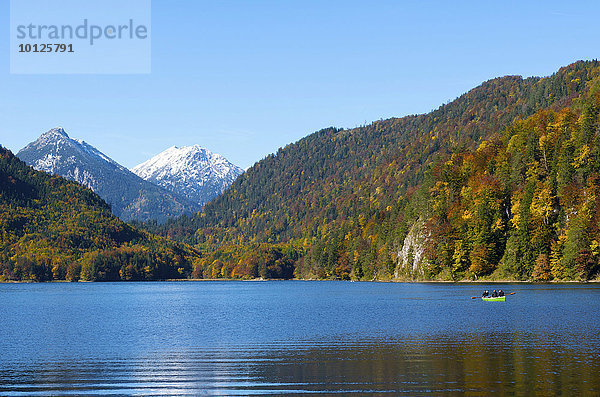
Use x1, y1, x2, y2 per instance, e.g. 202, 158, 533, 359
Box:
132, 145, 244, 206
17, 127, 200, 222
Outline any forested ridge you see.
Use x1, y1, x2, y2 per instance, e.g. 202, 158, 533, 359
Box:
144, 60, 600, 281
0, 147, 201, 281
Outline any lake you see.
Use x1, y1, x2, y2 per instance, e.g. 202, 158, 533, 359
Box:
0, 281, 599, 396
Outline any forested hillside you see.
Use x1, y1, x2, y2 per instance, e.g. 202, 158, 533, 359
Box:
0, 147, 200, 281
146, 60, 600, 282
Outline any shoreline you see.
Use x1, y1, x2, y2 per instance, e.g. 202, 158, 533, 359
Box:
177, 278, 600, 283
2, 278, 598, 284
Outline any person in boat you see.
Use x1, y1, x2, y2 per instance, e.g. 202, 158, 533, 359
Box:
491, 290, 498, 297
482, 290, 489, 297
498, 290, 505, 297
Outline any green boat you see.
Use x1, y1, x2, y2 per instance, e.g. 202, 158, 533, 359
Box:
482, 296, 505, 302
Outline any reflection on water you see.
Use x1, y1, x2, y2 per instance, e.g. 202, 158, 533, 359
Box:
2, 334, 599, 396
1, 282, 599, 395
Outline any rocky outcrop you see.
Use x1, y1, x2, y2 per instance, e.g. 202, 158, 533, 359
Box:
395, 219, 428, 278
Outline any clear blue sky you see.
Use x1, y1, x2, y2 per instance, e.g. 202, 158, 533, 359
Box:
1, 0, 599, 169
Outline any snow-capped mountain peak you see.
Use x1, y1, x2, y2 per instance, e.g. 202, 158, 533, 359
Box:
17, 127, 200, 222
43, 126, 69, 138
18, 127, 126, 177
132, 145, 243, 206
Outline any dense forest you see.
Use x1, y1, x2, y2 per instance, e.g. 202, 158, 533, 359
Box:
0, 147, 201, 281
143, 60, 600, 281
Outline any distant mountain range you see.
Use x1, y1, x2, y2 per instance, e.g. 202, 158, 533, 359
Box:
5, 60, 600, 283
16, 128, 242, 222
132, 145, 243, 206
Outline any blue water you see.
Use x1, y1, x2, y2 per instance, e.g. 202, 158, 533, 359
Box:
0, 281, 599, 395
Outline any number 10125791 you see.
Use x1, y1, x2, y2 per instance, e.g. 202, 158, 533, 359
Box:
18, 43, 74, 53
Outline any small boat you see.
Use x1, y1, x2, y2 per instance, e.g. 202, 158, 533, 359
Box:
482, 296, 505, 302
